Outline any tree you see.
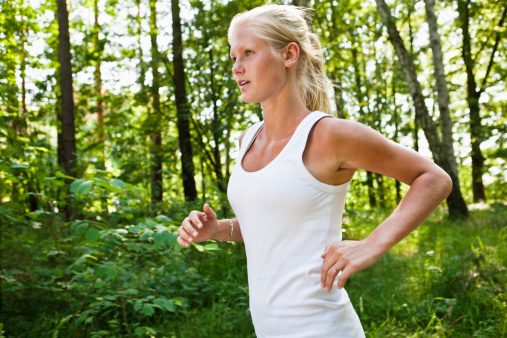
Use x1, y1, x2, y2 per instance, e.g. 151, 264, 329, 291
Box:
93, 0, 105, 167
149, 0, 163, 203
457, 0, 507, 202
56, 0, 77, 178
171, 0, 197, 201
424, 0, 457, 183
375, 0, 468, 218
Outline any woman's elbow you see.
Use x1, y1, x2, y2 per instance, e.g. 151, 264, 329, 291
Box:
438, 169, 453, 199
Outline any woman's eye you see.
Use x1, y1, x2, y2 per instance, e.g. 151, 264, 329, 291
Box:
246, 50, 253, 56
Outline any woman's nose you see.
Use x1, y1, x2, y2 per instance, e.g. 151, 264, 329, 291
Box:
232, 61, 243, 74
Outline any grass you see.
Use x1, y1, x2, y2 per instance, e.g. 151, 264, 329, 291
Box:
344, 204, 507, 337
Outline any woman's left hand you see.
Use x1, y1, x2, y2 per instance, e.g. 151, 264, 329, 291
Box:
321, 239, 384, 292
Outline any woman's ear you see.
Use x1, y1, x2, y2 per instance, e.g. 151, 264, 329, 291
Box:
284, 42, 300, 68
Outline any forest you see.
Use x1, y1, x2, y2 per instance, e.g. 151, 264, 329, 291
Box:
0, 0, 506, 336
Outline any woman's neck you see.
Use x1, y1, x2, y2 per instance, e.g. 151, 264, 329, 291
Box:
260, 90, 310, 141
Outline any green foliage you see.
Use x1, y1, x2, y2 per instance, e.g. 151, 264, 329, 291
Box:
1, 0, 506, 336
0, 173, 251, 337
2, 172, 505, 337
343, 206, 507, 337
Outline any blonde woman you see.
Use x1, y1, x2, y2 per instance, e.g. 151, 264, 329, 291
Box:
177, 4, 452, 337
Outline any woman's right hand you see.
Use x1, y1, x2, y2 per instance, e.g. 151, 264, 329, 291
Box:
177, 203, 217, 247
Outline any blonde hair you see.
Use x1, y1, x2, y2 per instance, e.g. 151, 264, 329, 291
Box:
228, 4, 334, 115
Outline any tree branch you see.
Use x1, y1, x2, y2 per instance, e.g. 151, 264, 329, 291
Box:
479, 4, 507, 93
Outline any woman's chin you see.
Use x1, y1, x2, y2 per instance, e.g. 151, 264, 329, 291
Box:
240, 95, 256, 103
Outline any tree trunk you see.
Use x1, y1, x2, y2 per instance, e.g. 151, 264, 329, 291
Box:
330, 74, 345, 118
171, 0, 197, 201
292, 0, 310, 7
149, 0, 163, 203
407, 6, 420, 153
225, 126, 231, 180
200, 154, 206, 201
56, 0, 77, 177
424, 0, 458, 177
137, 0, 146, 96
413, 111, 419, 152
351, 46, 376, 208
94, 0, 105, 166
208, 48, 226, 193
20, 11, 27, 133
461, 7, 484, 203
375, 173, 385, 208
375, 0, 468, 218
0, 208, 2, 313
392, 73, 401, 204
366, 171, 376, 208
21, 11, 38, 211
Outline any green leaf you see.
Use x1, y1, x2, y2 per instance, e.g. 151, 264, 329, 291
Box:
27, 210, 47, 219
85, 227, 101, 242
154, 298, 175, 312
168, 232, 179, 248
126, 225, 139, 234
133, 301, 143, 312
122, 288, 139, 295
56, 171, 76, 180
106, 266, 117, 279
75, 254, 98, 264
29, 145, 50, 152
95, 265, 108, 278
141, 304, 155, 316
192, 243, 204, 252
69, 179, 86, 193
156, 215, 172, 223
110, 179, 126, 189
204, 243, 220, 251
134, 327, 145, 336
140, 230, 153, 241
145, 219, 158, 227
115, 229, 128, 236
134, 327, 157, 336
11, 163, 30, 169
153, 229, 173, 248
96, 264, 117, 279
76, 180, 94, 196
74, 223, 89, 236
70, 221, 82, 232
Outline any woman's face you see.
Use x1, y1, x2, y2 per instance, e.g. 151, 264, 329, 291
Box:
229, 27, 287, 104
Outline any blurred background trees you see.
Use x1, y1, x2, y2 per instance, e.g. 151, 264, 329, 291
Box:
1, 0, 505, 336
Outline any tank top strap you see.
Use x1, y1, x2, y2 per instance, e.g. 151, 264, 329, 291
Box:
238, 121, 264, 160
288, 111, 333, 157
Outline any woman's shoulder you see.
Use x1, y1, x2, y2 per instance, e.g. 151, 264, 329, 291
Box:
313, 115, 376, 143
310, 115, 390, 166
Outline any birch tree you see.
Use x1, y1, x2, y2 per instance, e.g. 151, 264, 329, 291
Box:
375, 0, 468, 218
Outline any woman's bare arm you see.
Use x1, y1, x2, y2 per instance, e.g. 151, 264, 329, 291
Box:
312, 118, 452, 291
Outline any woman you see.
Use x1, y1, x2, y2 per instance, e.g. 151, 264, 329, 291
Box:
177, 4, 452, 337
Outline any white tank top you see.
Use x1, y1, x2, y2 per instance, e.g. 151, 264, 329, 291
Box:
228, 111, 365, 337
